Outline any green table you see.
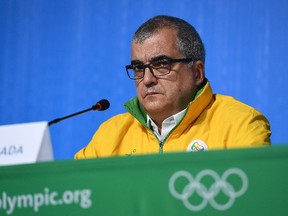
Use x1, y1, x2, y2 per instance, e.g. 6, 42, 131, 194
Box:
1, 146, 288, 215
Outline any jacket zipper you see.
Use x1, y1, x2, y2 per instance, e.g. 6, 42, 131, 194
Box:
132, 105, 190, 154
157, 108, 190, 154
159, 141, 164, 153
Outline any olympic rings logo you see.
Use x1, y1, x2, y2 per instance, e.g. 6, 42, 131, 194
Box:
168, 168, 248, 211
191, 142, 205, 151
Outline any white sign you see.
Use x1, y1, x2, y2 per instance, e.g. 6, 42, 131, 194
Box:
0, 121, 54, 166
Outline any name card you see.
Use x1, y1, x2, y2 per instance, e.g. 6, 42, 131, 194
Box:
0, 121, 54, 166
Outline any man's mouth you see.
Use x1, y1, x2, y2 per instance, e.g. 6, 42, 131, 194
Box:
144, 91, 161, 98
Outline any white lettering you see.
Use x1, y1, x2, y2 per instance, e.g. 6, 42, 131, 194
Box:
49, 192, 58, 205
33, 194, 44, 212
6, 195, 17, 215
1, 192, 7, 209
44, 188, 50, 205
63, 191, 74, 204
17, 194, 33, 208
0, 189, 92, 215
80, 189, 92, 209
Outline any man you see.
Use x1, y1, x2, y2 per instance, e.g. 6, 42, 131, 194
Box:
75, 15, 271, 159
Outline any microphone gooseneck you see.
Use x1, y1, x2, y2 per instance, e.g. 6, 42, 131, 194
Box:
48, 99, 110, 126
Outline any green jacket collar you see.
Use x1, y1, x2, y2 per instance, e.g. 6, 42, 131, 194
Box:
124, 79, 212, 127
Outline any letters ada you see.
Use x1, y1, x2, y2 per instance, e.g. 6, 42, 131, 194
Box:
0, 145, 23, 156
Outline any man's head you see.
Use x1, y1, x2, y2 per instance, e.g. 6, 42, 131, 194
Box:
128, 15, 206, 126
133, 15, 205, 63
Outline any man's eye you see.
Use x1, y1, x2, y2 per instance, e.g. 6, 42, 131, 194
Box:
132, 65, 144, 72
152, 60, 170, 68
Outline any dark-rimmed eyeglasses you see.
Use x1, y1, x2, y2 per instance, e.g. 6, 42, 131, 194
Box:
125, 57, 193, 80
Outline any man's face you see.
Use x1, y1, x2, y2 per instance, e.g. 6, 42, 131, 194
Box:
131, 28, 203, 121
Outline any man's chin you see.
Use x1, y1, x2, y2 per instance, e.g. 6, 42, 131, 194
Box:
142, 101, 166, 114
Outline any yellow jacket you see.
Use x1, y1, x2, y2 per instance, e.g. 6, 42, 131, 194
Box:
75, 81, 271, 159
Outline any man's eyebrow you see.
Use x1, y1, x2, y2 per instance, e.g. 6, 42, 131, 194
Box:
150, 55, 171, 62
131, 55, 171, 65
131, 60, 143, 65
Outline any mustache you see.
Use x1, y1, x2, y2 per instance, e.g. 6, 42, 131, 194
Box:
142, 86, 164, 98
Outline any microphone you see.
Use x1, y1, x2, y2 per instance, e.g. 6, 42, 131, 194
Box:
48, 99, 110, 126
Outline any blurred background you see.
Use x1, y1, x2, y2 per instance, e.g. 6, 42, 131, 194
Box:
0, 0, 287, 160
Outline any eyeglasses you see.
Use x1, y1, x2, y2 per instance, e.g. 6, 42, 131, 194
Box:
125, 57, 193, 80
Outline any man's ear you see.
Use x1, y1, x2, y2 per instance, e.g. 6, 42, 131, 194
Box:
194, 60, 205, 86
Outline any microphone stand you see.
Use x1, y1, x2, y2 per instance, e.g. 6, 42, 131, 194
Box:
48, 107, 94, 126
48, 99, 109, 126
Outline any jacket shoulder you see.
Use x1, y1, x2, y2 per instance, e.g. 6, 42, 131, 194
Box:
212, 94, 271, 146
101, 112, 137, 127
214, 94, 262, 115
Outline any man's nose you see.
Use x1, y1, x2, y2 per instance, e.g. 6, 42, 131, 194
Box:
142, 67, 157, 85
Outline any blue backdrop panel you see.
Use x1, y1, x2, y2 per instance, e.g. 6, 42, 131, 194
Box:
0, 0, 287, 160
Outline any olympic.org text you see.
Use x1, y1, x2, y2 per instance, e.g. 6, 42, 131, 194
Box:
0, 188, 92, 215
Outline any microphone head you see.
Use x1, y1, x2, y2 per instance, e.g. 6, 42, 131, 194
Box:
93, 99, 110, 111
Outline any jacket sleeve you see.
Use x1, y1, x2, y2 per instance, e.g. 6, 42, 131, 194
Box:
74, 113, 134, 159
227, 109, 271, 148
74, 121, 109, 159
74, 121, 114, 159
74, 137, 98, 159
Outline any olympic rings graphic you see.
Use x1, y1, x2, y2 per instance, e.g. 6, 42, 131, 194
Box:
191, 142, 204, 151
168, 168, 248, 211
